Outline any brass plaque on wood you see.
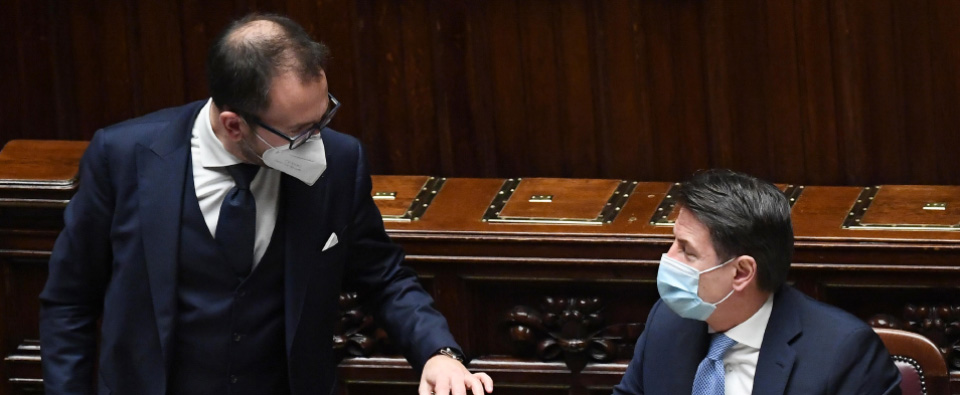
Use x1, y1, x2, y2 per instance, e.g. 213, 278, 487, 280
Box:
650, 183, 804, 226
842, 185, 960, 230
370, 175, 446, 222
482, 178, 636, 225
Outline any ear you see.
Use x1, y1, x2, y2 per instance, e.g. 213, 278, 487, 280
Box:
219, 110, 248, 141
731, 255, 758, 292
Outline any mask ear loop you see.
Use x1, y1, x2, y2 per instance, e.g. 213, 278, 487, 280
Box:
253, 129, 279, 150
702, 256, 738, 306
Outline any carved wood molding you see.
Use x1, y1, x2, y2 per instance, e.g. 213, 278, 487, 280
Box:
504, 297, 644, 373
334, 292, 383, 360
869, 304, 960, 370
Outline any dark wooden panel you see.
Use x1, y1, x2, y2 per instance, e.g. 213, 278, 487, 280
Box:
9, 0, 960, 186
795, 0, 842, 185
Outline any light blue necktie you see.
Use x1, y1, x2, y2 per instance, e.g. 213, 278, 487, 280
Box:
692, 333, 737, 395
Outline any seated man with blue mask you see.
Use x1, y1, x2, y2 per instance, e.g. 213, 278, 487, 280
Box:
613, 169, 901, 395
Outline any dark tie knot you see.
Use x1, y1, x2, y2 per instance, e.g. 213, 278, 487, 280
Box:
226, 164, 260, 190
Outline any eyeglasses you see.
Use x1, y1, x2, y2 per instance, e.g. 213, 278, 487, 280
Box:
254, 93, 341, 150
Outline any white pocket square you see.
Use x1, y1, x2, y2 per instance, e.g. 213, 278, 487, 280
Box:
322, 232, 339, 251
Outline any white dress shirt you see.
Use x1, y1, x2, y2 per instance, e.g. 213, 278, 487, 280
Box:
710, 294, 774, 395
190, 99, 281, 268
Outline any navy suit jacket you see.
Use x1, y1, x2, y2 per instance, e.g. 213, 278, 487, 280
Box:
39, 101, 459, 395
613, 286, 901, 395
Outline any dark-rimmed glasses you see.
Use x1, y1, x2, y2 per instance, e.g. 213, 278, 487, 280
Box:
254, 92, 341, 150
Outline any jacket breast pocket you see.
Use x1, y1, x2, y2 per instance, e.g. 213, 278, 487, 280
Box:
320, 224, 349, 253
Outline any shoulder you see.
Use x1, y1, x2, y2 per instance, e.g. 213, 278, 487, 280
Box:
320, 128, 362, 159
97, 101, 205, 147
782, 287, 870, 334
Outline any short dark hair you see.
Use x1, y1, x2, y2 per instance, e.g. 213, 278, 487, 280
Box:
676, 169, 794, 292
207, 13, 330, 120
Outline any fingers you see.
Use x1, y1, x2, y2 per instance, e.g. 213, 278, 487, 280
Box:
475, 372, 494, 393
435, 377, 452, 395
451, 374, 467, 395
466, 374, 484, 395
418, 379, 432, 395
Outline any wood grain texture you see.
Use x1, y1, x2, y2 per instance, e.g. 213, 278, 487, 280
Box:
4, 0, 960, 185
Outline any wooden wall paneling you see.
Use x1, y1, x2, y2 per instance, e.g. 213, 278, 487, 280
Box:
928, 0, 960, 186
132, 0, 187, 114
700, 0, 735, 172
893, 0, 937, 185
704, 1, 776, 180
592, 0, 652, 180
99, 0, 139, 136
555, 0, 599, 179
366, 0, 408, 173
49, 1, 80, 142
63, 1, 101, 141
461, 1, 498, 179
634, 1, 709, 181
832, 1, 907, 185
829, 0, 866, 185
517, 0, 564, 177
63, 1, 131, 140
399, 0, 443, 175
761, 0, 806, 183
11, 0, 56, 143
429, 0, 494, 177
351, 0, 392, 173
179, 0, 235, 103
12, 0, 960, 184
486, 0, 528, 177
794, 0, 842, 185
312, 0, 364, 152
0, 0, 23, 143
286, 0, 319, 36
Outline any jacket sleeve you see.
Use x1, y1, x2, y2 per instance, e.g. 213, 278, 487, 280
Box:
39, 130, 115, 394
612, 301, 662, 395
828, 326, 902, 395
341, 142, 460, 373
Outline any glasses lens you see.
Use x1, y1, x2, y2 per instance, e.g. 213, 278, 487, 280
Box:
291, 129, 314, 149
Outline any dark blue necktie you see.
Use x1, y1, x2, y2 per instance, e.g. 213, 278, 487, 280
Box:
692, 333, 736, 395
216, 163, 260, 277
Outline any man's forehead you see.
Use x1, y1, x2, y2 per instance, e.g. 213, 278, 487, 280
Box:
673, 208, 713, 248
262, 71, 329, 125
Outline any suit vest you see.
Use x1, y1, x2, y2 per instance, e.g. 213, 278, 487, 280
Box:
169, 163, 289, 395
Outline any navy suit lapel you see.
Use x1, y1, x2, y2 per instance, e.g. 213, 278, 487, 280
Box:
282, 172, 330, 355
136, 103, 200, 370
752, 288, 800, 395
670, 320, 710, 393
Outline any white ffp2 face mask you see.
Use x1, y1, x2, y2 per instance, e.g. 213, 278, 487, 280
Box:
254, 133, 327, 186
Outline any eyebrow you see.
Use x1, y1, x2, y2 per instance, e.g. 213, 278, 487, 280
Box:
675, 236, 696, 253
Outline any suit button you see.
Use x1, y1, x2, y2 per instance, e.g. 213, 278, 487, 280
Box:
230, 375, 238, 384
233, 333, 243, 342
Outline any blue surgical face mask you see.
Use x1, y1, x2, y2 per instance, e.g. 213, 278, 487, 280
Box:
657, 253, 735, 321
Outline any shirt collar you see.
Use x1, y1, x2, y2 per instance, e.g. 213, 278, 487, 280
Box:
194, 98, 245, 168
722, 293, 774, 349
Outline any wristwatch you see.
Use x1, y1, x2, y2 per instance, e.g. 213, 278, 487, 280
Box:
434, 347, 465, 363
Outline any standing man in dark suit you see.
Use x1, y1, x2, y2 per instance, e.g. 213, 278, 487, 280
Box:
614, 169, 900, 395
40, 13, 493, 395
